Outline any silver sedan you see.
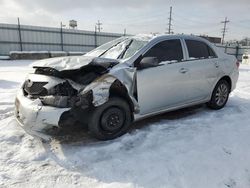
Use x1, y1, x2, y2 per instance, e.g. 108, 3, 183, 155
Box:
15, 34, 239, 140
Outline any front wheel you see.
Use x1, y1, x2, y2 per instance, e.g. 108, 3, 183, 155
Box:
207, 79, 230, 110
88, 97, 132, 140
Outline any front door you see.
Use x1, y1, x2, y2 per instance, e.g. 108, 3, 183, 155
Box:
136, 39, 191, 115
137, 61, 191, 115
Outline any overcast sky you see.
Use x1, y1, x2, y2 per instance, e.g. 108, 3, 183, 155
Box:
0, 0, 249, 40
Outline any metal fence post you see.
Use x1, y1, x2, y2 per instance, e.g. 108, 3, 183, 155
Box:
94, 26, 97, 48
236, 42, 239, 60
224, 43, 227, 53
17, 17, 23, 51
60, 22, 64, 51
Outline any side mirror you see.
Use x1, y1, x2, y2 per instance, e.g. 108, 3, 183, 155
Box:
138, 57, 159, 69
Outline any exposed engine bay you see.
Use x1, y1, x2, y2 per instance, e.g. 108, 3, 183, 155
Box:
23, 57, 119, 107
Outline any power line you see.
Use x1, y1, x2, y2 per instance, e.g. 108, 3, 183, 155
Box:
173, 14, 221, 27
230, 22, 250, 29
173, 12, 216, 25
105, 10, 168, 25
221, 17, 230, 44
167, 6, 173, 34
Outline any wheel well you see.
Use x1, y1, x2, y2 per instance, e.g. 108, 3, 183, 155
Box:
109, 80, 135, 115
219, 76, 232, 92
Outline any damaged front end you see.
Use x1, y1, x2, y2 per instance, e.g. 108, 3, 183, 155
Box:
15, 56, 138, 135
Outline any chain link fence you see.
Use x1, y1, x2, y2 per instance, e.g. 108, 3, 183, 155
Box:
0, 23, 249, 61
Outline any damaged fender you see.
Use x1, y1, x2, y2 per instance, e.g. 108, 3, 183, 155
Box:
80, 66, 139, 112
80, 75, 117, 107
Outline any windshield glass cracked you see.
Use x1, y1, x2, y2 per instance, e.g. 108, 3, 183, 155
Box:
86, 37, 148, 60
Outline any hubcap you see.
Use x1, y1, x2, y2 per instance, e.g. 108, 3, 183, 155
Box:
215, 83, 228, 106
100, 107, 125, 133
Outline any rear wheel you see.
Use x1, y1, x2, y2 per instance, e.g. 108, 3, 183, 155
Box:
88, 97, 132, 140
207, 79, 230, 110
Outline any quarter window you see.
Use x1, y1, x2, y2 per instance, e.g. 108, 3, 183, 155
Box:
208, 46, 216, 57
143, 39, 183, 62
185, 40, 217, 59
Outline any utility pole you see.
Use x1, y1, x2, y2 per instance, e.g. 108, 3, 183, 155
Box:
167, 6, 173, 34
124, 28, 126, 36
96, 20, 102, 32
221, 17, 230, 45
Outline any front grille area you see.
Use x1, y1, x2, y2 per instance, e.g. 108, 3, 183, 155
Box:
23, 80, 48, 97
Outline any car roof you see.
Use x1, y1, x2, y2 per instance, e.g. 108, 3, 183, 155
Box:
130, 34, 210, 44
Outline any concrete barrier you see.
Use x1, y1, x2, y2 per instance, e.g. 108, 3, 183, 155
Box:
68, 51, 86, 56
0, 56, 10, 60
50, 51, 68, 58
9, 51, 87, 60
10, 51, 50, 60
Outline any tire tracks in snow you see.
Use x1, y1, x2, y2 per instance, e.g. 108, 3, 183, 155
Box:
0, 105, 14, 120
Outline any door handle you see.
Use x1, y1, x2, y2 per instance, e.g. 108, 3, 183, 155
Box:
214, 62, 220, 68
179, 68, 189, 74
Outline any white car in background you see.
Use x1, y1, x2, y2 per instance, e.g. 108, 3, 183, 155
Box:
242, 54, 250, 64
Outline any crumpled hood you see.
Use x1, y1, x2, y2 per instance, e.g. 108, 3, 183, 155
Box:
31, 56, 120, 71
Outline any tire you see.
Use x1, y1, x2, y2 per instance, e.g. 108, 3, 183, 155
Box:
207, 79, 230, 110
88, 97, 132, 140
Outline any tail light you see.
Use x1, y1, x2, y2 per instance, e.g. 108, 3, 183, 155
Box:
236, 60, 240, 69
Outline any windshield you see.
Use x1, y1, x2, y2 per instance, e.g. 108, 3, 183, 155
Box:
85, 37, 148, 60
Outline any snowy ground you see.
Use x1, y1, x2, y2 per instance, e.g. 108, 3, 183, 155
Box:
0, 60, 250, 188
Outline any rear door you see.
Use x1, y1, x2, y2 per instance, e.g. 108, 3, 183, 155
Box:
182, 39, 220, 101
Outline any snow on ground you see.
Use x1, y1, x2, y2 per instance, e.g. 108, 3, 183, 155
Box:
0, 60, 250, 188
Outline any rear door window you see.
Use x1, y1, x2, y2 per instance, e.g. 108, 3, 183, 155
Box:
143, 39, 183, 62
185, 40, 216, 59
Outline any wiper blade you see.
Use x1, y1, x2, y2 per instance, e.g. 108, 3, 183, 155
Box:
118, 39, 133, 59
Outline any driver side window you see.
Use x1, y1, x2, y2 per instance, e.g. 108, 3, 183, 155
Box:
144, 39, 183, 63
